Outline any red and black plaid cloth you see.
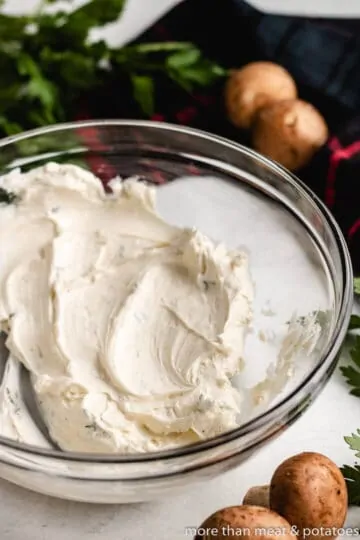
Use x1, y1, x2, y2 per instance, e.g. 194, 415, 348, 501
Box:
82, 0, 360, 272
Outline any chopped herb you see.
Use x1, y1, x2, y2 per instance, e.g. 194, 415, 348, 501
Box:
203, 280, 216, 291
85, 422, 98, 432
5, 388, 15, 406
0, 187, 17, 204
85, 422, 110, 438
5, 388, 20, 414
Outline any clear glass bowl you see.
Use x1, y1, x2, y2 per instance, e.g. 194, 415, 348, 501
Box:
0, 120, 353, 503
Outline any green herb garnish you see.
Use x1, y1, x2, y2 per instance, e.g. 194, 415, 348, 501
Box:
0, 187, 17, 204
0, 0, 227, 136
341, 463, 360, 506
340, 335, 360, 397
349, 314, 360, 331
341, 278, 360, 504
85, 422, 98, 432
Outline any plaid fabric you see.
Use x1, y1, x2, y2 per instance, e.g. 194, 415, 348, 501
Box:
81, 0, 360, 272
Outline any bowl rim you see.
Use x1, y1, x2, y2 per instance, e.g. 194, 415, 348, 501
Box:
0, 119, 353, 464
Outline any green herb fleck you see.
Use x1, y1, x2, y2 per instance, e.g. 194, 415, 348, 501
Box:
0, 187, 17, 204
203, 280, 216, 291
5, 388, 15, 406
85, 422, 98, 432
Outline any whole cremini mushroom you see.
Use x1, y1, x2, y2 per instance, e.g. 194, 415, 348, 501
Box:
195, 505, 293, 540
271, 452, 348, 540
242, 452, 348, 540
251, 98, 328, 171
225, 62, 297, 129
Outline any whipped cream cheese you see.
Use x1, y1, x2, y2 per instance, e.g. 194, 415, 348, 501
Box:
0, 163, 254, 453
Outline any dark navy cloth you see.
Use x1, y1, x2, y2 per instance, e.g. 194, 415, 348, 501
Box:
82, 0, 360, 271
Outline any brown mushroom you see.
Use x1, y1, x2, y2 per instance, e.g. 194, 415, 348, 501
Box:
242, 452, 348, 540
195, 504, 293, 539
243, 485, 270, 508
251, 99, 328, 171
225, 62, 297, 129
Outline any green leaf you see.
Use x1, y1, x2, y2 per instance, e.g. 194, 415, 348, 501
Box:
345, 430, 360, 458
341, 335, 360, 395
0, 0, 227, 138
180, 66, 216, 86
166, 51, 228, 89
349, 314, 360, 331
0, 84, 24, 113
133, 42, 193, 54
131, 74, 154, 117
26, 77, 57, 112
180, 61, 228, 85
355, 278, 360, 295
0, 115, 22, 136
341, 367, 360, 397
340, 464, 360, 506
65, 0, 126, 40
350, 336, 360, 368
0, 14, 30, 41
34, 0, 125, 49
166, 48, 201, 69
167, 70, 193, 92
88, 40, 109, 61
17, 53, 39, 78
17, 53, 58, 113
40, 47, 98, 89
342, 431, 360, 506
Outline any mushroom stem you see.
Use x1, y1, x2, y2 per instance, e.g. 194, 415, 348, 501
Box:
242, 485, 270, 508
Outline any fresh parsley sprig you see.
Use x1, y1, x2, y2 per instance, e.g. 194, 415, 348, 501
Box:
340, 279, 360, 505
341, 463, 360, 507
0, 0, 227, 136
340, 334, 360, 396
113, 41, 227, 116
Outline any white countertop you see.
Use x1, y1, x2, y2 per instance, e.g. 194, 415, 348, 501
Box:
0, 364, 360, 539
1, 1, 360, 538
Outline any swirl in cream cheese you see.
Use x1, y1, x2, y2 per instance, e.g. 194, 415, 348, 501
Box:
0, 163, 254, 453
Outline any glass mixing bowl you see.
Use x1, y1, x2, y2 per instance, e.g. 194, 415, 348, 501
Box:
0, 120, 353, 503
